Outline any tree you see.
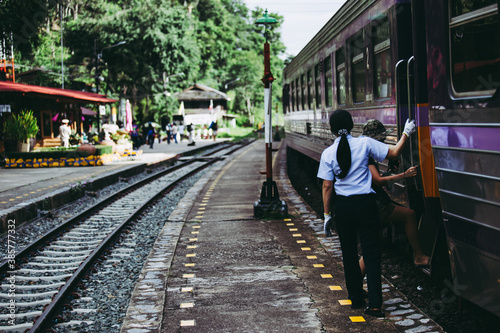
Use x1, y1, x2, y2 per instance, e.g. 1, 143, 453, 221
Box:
2, 0, 287, 128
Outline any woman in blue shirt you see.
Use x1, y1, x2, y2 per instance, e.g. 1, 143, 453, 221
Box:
317, 109, 415, 317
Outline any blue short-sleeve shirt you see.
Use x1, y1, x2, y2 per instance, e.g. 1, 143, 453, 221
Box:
317, 135, 389, 196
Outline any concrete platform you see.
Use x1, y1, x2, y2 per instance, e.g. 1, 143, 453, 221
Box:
0, 138, 228, 232
121, 139, 444, 333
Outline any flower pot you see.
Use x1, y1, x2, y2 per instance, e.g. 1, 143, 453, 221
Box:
18, 141, 30, 152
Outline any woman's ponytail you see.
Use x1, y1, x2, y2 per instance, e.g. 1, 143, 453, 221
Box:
329, 110, 353, 179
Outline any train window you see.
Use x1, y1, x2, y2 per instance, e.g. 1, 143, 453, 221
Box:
336, 48, 346, 105
449, 2, 499, 95
315, 63, 322, 108
373, 19, 391, 99
295, 77, 299, 110
451, 0, 497, 16
351, 34, 365, 103
307, 70, 313, 109
324, 56, 333, 107
301, 74, 307, 109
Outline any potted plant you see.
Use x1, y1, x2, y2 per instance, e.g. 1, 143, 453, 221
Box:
5, 109, 39, 152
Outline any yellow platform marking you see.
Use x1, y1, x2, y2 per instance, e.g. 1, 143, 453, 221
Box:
37, 189, 42, 191
186, 254, 196, 257
16, 196, 22, 199
284, 218, 292, 222
200, 203, 207, 206
181, 287, 193, 292
180, 320, 195, 327
187, 245, 197, 249
296, 240, 306, 244
49, 186, 53, 188
180, 303, 194, 309
195, 215, 204, 219
329, 286, 342, 291
292, 234, 302, 237
301, 247, 311, 251
23, 194, 29, 196
185, 263, 195, 267
191, 231, 199, 234
198, 207, 206, 210
313, 264, 324, 268
338, 299, 352, 305
189, 238, 198, 242
183, 274, 195, 278
289, 228, 298, 231
30, 191, 36, 194
197, 211, 204, 215
286, 223, 294, 226
202, 200, 209, 203
321, 274, 333, 279
349, 316, 366, 322
192, 226, 201, 229
307, 256, 317, 259
9, 199, 15, 201
1, 202, 7, 204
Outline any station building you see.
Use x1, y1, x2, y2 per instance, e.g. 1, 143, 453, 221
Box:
176, 83, 235, 128
0, 81, 117, 153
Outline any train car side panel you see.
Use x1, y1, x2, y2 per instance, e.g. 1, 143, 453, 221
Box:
425, 0, 500, 316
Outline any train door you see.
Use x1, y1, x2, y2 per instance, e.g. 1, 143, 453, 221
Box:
394, 0, 446, 277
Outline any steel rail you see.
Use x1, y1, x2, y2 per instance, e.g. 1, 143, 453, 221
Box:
28, 157, 220, 332
0, 159, 198, 276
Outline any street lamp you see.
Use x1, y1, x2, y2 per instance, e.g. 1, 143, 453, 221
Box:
224, 77, 240, 90
253, 9, 287, 218
94, 40, 126, 132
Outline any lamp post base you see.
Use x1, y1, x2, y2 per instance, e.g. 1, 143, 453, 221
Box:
253, 180, 288, 218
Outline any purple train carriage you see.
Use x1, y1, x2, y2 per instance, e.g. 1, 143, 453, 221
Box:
282, 0, 499, 316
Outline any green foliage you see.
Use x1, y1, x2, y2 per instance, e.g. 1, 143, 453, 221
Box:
4, 109, 39, 142
236, 114, 251, 127
2, 0, 286, 127
2, 115, 19, 140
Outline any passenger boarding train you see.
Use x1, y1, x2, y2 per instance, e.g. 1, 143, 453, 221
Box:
282, 0, 499, 316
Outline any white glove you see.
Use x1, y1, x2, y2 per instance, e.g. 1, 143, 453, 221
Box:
403, 119, 416, 137
324, 213, 333, 237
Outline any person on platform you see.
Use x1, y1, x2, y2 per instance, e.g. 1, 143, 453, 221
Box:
187, 123, 195, 146
59, 119, 71, 148
317, 109, 416, 318
166, 123, 172, 144
358, 119, 430, 271
211, 121, 218, 141
178, 122, 185, 142
146, 123, 155, 149
172, 123, 178, 144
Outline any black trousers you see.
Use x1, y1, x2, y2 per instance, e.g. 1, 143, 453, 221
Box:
335, 194, 382, 309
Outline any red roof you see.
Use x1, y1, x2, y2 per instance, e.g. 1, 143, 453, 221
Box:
0, 81, 117, 104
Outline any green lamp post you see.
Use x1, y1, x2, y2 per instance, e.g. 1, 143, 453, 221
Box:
253, 9, 287, 218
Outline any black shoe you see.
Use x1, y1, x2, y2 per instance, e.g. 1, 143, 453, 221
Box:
362, 289, 369, 299
364, 307, 385, 317
350, 298, 366, 309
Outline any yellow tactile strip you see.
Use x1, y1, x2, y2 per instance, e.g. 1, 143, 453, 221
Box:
282, 215, 368, 324
120, 143, 233, 333
179, 223, 200, 327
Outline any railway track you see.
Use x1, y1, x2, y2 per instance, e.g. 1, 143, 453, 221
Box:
0, 141, 249, 332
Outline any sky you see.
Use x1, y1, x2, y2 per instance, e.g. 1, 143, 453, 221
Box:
243, 0, 347, 58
